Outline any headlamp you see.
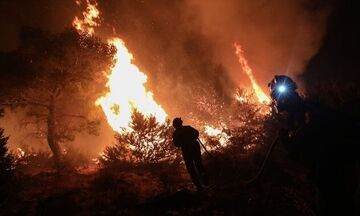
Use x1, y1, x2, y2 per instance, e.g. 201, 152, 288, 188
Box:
277, 85, 287, 93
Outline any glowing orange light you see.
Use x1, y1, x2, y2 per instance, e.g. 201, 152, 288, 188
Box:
95, 38, 167, 132
204, 125, 229, 147
234, 43, 270, 104
73, 0, 167, 133
17, 148, 25, 157
72, 0, 100, 36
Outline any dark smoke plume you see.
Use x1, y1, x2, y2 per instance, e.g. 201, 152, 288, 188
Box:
0, 0, 332, 154
95, 0, 331, 115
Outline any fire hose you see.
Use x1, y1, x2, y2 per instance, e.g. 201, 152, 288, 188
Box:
197, 133, 280, 185
243, 134, 279, 184
197, 138, 214, 158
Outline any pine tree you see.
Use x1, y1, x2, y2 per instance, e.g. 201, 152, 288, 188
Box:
0, 128, 12, 185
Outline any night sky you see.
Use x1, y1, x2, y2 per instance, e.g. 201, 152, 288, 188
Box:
1, 0, 359, 95
303, 0, 360, 86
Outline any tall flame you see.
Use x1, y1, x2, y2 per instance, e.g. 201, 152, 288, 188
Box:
95, 38, 167, 132
73, 0, 167, 133
234, 43, 270, 104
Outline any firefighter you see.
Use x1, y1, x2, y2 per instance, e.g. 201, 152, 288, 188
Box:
269, 75, 359, 215
172, 117, 208, 192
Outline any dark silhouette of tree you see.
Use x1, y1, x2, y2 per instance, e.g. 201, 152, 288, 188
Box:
100, 110, 181, 166
0, 106, 13, 189
0, 28, 115, 164
0, 107, 14, 204
0, 128, 12, 184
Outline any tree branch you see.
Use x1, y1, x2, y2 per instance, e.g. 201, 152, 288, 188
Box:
58, 113, 88, 120
1, 100, 49, 108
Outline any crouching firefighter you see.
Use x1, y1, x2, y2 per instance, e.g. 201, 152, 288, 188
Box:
172, 118, 208, 192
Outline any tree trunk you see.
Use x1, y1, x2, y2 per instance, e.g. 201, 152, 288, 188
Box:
47, 100, 61, 164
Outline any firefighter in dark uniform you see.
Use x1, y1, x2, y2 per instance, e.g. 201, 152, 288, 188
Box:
269, 75, 359, 215
172, 118, 208, 191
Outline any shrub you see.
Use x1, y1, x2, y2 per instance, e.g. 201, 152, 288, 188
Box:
99, 110, 182, 166
12, 146, 53, 172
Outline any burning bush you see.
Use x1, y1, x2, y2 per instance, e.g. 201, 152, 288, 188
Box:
12, 146, 53, 172
11, 144, 92, 172
226, 89, 274, 154
193, 87, 275, 154
99, 110, 182, 167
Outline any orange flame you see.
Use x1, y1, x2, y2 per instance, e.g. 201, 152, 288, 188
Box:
234, 43, 270, 104
17, 148, 25, 158
204, 125, 222, 136
72, 0, 100, 36
95, 38, 167, 132
204, 125, 229, 147
73, 1, 167, 133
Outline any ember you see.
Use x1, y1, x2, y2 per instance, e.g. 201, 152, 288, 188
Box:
204, 125, 230, 147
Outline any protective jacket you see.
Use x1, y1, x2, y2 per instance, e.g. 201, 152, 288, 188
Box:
172, 126, 199, 150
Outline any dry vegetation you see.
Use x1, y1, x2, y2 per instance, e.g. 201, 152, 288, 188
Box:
0, 29, 359, 216
1, 88, 329, 215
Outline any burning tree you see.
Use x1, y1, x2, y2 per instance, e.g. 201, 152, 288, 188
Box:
192, 86, 273, 153
100, 110, 181, 166
0, 28, 115, 164
226, 89, 273, 153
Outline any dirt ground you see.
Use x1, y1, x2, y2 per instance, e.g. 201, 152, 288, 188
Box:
0, 153, 327, 216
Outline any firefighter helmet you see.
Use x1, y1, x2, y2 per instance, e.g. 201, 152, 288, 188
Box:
172, 117, 183, 128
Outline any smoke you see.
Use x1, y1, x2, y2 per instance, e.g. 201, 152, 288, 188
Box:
0, 0, 75, 51
184, 0, 331, 87
0, 0, 332, 113
0, 108, 49, 151
0, 0, 332, 154
94, 0, 331, 116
